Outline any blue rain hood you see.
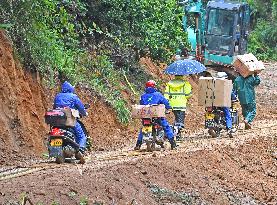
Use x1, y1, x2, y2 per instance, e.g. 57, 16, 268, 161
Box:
61, 81, 75, 93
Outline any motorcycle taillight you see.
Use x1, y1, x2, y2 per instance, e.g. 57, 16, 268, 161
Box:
154, 124, 160, 129
142, 119, 151, 125
206, 107, 213, 112
50, 128, 64, 136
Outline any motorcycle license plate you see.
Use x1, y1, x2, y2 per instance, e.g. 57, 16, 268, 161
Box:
205, 113, 215, 120
50, 139, 62, 146
142, 126, 152, 133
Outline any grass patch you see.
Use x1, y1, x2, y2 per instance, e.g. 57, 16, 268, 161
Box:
148, 184, 207, 205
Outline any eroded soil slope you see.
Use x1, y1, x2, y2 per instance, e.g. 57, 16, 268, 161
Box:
0, 30, 48, 162
0, 30, 139, 164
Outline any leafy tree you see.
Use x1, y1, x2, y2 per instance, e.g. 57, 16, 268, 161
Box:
248, 0, 277, 60
82, 0, 187, 62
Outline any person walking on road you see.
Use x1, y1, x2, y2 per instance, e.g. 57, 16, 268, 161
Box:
233, 72, 261, 129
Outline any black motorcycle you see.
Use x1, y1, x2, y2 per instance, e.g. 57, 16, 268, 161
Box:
141, 117, 165, 152
205, 101, 239, 138
45, 105, 91, 164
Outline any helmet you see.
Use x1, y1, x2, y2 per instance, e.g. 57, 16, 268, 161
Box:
145, 80, 156, 88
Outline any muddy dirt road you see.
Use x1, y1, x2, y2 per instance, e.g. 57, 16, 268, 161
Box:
1, 119, 277, 205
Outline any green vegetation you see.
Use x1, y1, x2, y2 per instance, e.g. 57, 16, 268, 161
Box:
79, 196, 89, 205
0, 0, 276, 123
0, 0, 186, 124
149, 184, 206, 204
248, 0, 277, 60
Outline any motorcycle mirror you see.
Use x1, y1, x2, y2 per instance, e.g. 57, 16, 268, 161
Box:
84, 104, 90, 109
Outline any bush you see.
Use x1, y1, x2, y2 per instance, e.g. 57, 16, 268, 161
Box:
0, 0, 190, 124
247, 0, 277, 60
248, 21, 277, 61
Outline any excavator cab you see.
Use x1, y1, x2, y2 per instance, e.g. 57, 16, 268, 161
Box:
180, 0, 250, 66
204, 1, 250, 65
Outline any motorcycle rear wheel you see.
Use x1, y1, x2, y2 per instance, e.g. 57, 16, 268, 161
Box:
146, 141, 155, 152
75, 151, 85, 164
208, 128, 217, 138
55, 155, 65, 164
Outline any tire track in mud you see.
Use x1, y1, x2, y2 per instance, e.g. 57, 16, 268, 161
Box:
1, 121, 277, 181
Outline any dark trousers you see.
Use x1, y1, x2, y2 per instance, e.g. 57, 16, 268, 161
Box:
173, 110, 185, 128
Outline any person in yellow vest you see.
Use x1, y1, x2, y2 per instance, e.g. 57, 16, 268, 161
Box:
164, 75, 192, 140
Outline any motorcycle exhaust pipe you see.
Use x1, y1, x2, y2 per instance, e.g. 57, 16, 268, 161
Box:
60, 136, 80, 149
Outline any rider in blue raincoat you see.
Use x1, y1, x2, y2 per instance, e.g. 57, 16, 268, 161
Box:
134, 80, 177, 150
54, 81, 87, 153
216, 72, 238, 134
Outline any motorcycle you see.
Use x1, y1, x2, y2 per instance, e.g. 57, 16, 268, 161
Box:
45, 105, 91, 164
205, 100, 239, 138
140, 117, 165, 152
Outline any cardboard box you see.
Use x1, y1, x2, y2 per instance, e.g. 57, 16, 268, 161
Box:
198, 77, 233, 107
131, 104, 166, 119
233, 53, 265, 77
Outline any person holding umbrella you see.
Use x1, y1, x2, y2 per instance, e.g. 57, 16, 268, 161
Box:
164, 58, 206, 139
164, 76, 192, 140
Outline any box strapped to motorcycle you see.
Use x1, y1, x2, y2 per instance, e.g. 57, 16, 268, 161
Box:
45, 107, 80, 127
198, 77, 233, 107
131, 104, 166, 119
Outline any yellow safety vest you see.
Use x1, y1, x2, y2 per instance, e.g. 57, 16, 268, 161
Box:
164, 80, 192, 111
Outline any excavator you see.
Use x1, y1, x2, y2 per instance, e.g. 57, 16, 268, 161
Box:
179, 0, 250, 73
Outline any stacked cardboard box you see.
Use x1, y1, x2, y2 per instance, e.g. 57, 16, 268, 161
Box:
131, 104, 166, 119
198, 77, 233, 107
232, 53, 265, 77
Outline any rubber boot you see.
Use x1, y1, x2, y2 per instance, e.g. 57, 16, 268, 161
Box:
134, 141, 142, 150
76, 148, 85, 164
244, 120, 251, 130
169, 139, 177, 150
227, 129, 233, 138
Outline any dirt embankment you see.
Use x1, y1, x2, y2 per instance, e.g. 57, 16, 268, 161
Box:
0, 30, 48, 163
0, 30, 138, 164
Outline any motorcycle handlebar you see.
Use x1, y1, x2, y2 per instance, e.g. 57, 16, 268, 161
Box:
165, 109, 172, 114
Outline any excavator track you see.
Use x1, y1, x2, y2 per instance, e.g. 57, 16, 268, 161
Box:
1, 122, 276, 181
